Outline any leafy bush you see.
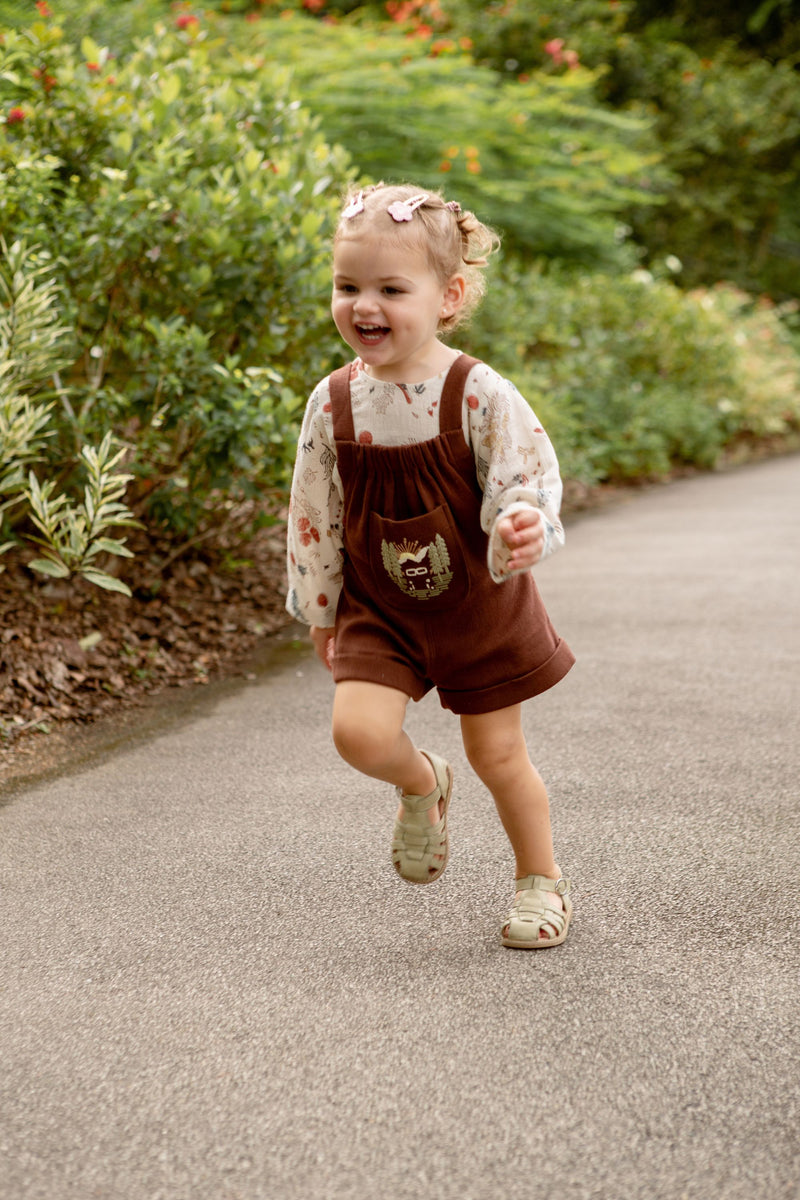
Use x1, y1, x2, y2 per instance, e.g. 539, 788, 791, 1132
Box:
0, 9, 352, 540
470, 259, 800, 485
0, 238, 140, 593
218, 11, 659, 268
608, 36, 800, 299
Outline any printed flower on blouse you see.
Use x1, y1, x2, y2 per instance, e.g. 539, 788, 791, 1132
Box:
480, 390, 514, 460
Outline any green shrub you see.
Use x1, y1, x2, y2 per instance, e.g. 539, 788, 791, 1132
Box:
0, 238, 140, 593
0, 9, 352, 539
470, 259, 800, 485
219, 11, 659, 268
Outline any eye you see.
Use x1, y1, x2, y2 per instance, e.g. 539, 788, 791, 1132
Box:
336, 283, 357, 294
383, 286, 403, 295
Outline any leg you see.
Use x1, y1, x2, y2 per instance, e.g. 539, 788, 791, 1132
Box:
460, 704, 567, 942
331, 681, 452, 883
331, 680, 435, 794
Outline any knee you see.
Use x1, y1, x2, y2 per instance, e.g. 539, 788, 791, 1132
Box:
331, 710, 392, 773
463, 726, 527, 786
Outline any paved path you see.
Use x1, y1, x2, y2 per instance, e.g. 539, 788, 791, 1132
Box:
2, 456, 799, 1200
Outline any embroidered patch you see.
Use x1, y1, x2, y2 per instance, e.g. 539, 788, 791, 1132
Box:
380, 536, 453, 600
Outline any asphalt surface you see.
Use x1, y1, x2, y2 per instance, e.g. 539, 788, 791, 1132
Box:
2, 454, 799, 1200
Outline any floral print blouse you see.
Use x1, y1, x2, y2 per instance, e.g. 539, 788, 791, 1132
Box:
285, 356, 565, 628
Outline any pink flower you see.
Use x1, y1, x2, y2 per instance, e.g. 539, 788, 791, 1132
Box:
7, 107, 25, 125
544, 38, 565, 65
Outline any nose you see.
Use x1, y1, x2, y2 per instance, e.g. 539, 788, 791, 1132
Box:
353, 290, 379, 317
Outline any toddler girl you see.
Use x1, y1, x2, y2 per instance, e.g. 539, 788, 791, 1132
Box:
286, 183, 575, 948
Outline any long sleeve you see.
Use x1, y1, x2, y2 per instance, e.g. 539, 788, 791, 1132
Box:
463, 363, 565, 582
285, 381, 345, 627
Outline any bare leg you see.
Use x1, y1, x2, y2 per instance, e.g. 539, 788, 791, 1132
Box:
460, 703, 563, 936
331, 679, 437, 804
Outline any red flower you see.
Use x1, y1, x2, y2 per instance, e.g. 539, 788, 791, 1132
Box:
317, 594, 328, 608
35, 1, 52, 15
86, 62, 100, 72
176, 13, 200, 29
6, 107, 25, 126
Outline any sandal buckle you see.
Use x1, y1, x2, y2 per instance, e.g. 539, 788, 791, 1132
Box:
554, 877, 568, 895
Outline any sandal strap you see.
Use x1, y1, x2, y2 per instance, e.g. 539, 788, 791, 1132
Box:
507, 886, 569, 937
396, 749, 450, 814
515, 874, 570, 896
395, 783, 442, 815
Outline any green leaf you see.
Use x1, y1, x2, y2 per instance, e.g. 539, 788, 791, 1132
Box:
114, 130, 133, 157
79, 568, 132, 596
160, 74, 182, 105
81, 36, 102, 63
90, 538, 135, 558
79, 632, 103, 651
243, 149, 261, 174
28, 557, 71, 578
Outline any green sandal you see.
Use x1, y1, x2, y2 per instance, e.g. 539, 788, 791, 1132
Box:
501, 875, 572, 948
391, 750, 453, 885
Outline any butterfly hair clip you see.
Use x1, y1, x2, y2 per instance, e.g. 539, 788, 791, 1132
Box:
387, 194, 429, 222
342, 190, 365, 220
445, 201, 462, 214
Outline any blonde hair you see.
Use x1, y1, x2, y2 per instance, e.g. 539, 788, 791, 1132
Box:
334, 182, 500, 331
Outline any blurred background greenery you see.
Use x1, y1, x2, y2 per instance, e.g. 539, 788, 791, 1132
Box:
1, 0, 798, 589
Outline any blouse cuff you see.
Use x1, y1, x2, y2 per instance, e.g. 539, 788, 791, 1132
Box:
487, 501, 541, 584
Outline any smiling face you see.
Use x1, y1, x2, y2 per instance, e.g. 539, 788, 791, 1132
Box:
331, 233, 465, 383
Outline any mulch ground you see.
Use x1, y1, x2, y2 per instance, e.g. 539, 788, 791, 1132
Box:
0, 520, 294, 785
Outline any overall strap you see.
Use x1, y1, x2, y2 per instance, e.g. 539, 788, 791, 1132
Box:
439, 354, 481, 434
328, 364, 356, 442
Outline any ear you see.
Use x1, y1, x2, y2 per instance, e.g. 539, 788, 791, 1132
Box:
440, 273, 466, 319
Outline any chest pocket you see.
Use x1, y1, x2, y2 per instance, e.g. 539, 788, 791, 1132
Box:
369, 505, 471, 612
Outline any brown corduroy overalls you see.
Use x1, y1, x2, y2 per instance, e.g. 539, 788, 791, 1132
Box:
329, 353, 575, 715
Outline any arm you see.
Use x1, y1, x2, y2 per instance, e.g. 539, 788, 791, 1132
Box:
285, 379, 345, 633
465, 364, 565, 583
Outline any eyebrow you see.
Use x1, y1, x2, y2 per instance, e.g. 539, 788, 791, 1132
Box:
333, 273, 415, 286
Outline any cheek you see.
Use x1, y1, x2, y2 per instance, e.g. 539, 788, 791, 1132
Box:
331, 297, 348, 327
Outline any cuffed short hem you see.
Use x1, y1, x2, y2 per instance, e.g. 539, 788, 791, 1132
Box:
332, 652, 430, 703
437, 638, 576, 715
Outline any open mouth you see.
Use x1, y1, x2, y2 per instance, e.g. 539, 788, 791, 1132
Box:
355, 323, 389, 344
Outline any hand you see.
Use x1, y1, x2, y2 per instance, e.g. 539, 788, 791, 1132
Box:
310, 625, 336, 671
497, 509, 545, 572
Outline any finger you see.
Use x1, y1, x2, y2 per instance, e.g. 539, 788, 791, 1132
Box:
512, 509, 542, 534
